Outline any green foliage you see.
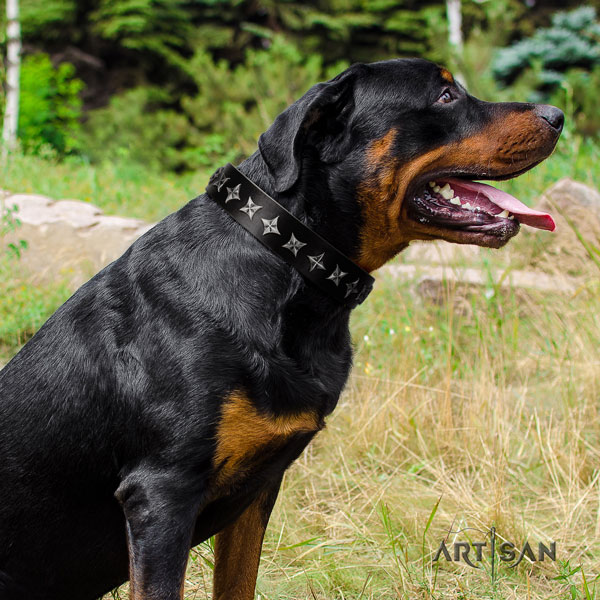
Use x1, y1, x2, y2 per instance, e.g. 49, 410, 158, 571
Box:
76, 87, 192, 171
90, 0, 192, 69
259, 1, 448, 64
182, 37, 347, 160
0, 148, 212, 222
78, 37, 346, 171
1, 202, 28, 260
492, 7, 600, 86
5, 1, 600, 165
549, 66, 600, 138
19, 0, 77, 39
18, 54, 84, 154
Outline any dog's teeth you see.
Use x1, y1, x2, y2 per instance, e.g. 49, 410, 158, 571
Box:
429, 181, 436, 188
508, 215, 515, 220
433, 185, 441, 193
498, 209, 510, 218
450, 196, 461, 205
463, 202, 473, 211
439, 184, 454, 199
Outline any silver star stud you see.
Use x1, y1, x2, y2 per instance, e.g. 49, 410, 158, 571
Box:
239, 196, 262, 220
261, 217, 280, 236
345, 279, 359, 298
225, 184, 241, 203
282, 233, 307, 257
213, 170, 229, 192
326, 265, 347, 286
307, 253, 326, 271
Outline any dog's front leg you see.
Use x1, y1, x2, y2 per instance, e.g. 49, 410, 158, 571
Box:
212, 480, 281, 600
115, 470, 202, 600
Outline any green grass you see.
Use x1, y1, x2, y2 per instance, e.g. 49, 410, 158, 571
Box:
0, 150, 213, 223
1, 138, 600, 598
0, 256, 71, 363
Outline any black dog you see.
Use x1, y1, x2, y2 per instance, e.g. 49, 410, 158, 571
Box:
0, 58, 562, 600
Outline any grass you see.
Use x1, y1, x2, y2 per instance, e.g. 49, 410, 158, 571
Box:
0, 256, 71, 362
102, 258, 600, 599
0, 149, 213, 223
1, 136, 600, 598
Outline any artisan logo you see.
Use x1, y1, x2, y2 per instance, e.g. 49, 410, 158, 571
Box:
433, 527, 556, 574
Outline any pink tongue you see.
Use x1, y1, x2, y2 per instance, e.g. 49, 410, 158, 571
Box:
445, 178, 556, 232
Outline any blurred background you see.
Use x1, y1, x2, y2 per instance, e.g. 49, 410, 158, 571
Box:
1, 0, 600, 213
2, 3, 600, 599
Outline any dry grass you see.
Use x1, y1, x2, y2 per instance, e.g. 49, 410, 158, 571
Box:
99, 228, 600, 599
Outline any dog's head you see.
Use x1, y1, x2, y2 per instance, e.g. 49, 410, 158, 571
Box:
258, 58, 563, 272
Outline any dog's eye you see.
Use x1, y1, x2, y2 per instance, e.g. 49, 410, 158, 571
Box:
437, 90, 453, 104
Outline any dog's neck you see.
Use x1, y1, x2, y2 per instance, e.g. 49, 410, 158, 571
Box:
237, 151, 364, 271
229, 151, 363, 325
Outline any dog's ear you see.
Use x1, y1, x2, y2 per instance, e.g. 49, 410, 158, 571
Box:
258, 65, 364, 193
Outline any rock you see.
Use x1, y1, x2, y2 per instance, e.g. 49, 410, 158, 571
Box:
383, 264, 580, 313
528, 178, 600, 276
93, 215, 147, 230
2, 194, 157, 289
540, 179, 600, 210
52, 200, 103, 228
134, 223, 156, 238
3, 194, 58, 226
3, 193, 53, 210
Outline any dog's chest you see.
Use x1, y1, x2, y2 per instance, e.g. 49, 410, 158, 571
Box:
212, 391, 324, 490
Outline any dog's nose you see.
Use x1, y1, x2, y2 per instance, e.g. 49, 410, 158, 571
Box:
536, 105, 564, 132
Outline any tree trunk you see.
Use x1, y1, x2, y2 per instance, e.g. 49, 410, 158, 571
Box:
446, 0, 463, 50
2, 0, 21, 155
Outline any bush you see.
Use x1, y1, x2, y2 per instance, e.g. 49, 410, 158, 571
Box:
181, 37, 347, 162
492, 7, 600, 86
76, 87, 194, 171
18, 53, 84, 154
549, 65, 600, 138
77, 37, 347, 171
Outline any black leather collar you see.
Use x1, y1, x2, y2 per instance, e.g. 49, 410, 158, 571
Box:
206, 163, 374, 308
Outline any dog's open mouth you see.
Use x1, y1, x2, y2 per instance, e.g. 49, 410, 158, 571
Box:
407, 177, 555, 244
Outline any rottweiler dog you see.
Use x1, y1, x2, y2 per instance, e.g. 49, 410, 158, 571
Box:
0, 58, 562, 600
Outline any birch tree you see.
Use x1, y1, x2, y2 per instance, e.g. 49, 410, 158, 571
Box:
2, 0, 21, 155
446, 0, 463, 50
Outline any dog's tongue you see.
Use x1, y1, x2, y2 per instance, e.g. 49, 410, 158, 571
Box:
446, 178, 556, 231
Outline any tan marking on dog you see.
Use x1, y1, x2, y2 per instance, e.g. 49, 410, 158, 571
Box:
366, 128, 397, 164
440, 67, 455, 84
213, 490, 272, 600
357, 137, 446, 272
214, 391, 321, 484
